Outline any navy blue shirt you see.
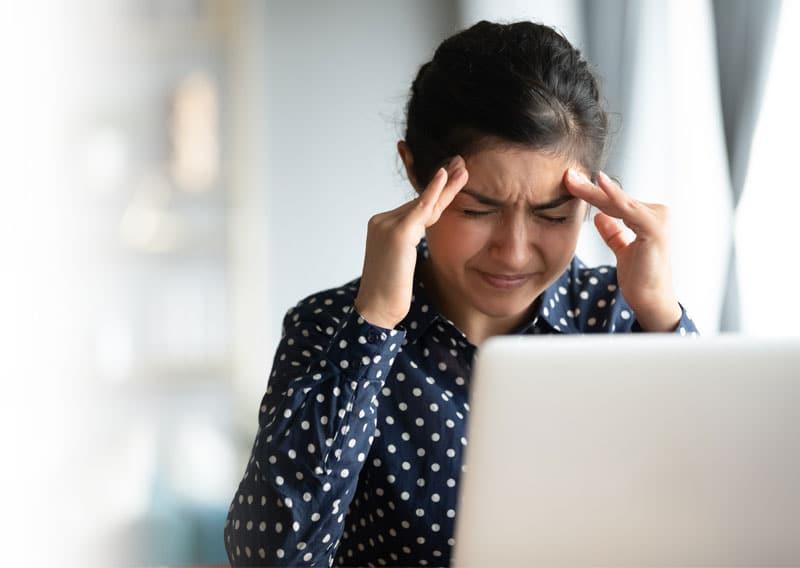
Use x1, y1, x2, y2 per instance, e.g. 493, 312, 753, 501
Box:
224, 236, 699, 566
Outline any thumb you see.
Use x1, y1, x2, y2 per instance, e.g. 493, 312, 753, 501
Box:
593, 212, 633, 256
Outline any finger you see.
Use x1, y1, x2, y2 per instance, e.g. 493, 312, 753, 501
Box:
377, 190, 428, 221
564, 169, 618, 215
418, 166, 449, 209
593, 211, 634, 256
565, 169, 657, 237
594, 171, 659, 236
431, 159, 468, 220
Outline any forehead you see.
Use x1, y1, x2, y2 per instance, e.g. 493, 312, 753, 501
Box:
461, 145, 577, 200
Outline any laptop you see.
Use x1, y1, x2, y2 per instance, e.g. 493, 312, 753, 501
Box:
452, 334, 800, 567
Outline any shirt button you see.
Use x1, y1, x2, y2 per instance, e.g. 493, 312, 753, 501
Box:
367, 331, 379, 343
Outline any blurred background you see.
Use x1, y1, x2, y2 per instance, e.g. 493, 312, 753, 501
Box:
1, 0, 797, 566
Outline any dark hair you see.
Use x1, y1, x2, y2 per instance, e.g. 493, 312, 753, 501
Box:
403, 20, 612, 198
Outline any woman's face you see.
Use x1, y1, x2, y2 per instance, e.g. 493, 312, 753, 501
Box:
399, 140, 590, 339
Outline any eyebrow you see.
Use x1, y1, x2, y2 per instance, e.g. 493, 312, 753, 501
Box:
459, 188, 576, 211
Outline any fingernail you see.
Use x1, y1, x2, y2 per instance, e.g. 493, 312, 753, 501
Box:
569, 169, 588, 184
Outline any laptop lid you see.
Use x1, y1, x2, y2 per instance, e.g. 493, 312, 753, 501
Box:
452, 334, 800, 567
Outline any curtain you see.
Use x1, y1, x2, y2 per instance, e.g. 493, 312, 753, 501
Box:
712, 0, 783, 332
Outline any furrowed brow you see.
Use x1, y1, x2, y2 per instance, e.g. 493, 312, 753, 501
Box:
460, 188, 575, 211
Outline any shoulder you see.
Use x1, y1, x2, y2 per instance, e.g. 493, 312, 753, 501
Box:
564, 255, 634, 332
284, 275, 362, 327
568, 255, 618, 298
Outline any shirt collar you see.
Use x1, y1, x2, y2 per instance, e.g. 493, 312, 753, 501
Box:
397, 237, 579, 344
518, 262, 580, 335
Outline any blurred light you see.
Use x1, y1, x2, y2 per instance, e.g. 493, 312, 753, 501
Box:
119, 171, 184, 252
95, 311, 134, 383
84, 125, 129, 195
167, 418, 237, 505
170, 70, 220, 192
735, 0, 800, 336
93, 420, 158, 528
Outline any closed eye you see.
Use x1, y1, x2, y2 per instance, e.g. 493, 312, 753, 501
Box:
461, 209, 495, 218
461, 209, 569, 225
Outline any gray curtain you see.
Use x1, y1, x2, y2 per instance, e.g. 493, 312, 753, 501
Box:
713, 0, 782, 332
581, 0, 783, 333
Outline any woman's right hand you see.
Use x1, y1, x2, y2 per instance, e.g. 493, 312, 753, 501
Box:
353, 155, 469, 329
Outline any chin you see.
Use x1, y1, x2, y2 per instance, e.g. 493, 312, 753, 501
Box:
469, 289, 536, 318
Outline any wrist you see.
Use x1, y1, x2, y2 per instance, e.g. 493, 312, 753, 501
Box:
634, 300, 682, 332
353, 297, 400, 330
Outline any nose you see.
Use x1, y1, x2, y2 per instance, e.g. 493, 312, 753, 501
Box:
488, 210, 535, 273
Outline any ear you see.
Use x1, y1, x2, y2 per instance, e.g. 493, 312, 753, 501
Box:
397, 140, 421, 193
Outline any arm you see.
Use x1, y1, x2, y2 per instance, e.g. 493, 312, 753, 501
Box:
224, 293, 405, 566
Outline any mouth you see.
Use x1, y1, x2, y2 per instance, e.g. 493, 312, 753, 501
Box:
477, 270, 534, 289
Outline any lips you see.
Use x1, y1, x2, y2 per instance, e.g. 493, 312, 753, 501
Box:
478, 270, 533, 289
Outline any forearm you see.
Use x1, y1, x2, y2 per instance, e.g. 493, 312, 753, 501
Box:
225, 301, 406, 566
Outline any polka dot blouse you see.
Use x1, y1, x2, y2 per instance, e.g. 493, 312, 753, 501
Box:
224, 236, 699, 566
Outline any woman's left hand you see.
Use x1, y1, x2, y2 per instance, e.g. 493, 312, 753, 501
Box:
563, 169, 682, 332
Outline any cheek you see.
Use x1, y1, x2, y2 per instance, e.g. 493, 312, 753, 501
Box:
536, 223, 583, 262
426, 216, 485, 263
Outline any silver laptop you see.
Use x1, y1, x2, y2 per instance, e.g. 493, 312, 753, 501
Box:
452, 334, 800, 567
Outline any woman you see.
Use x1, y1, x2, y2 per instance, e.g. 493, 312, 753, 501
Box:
224, 19, 699, 567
